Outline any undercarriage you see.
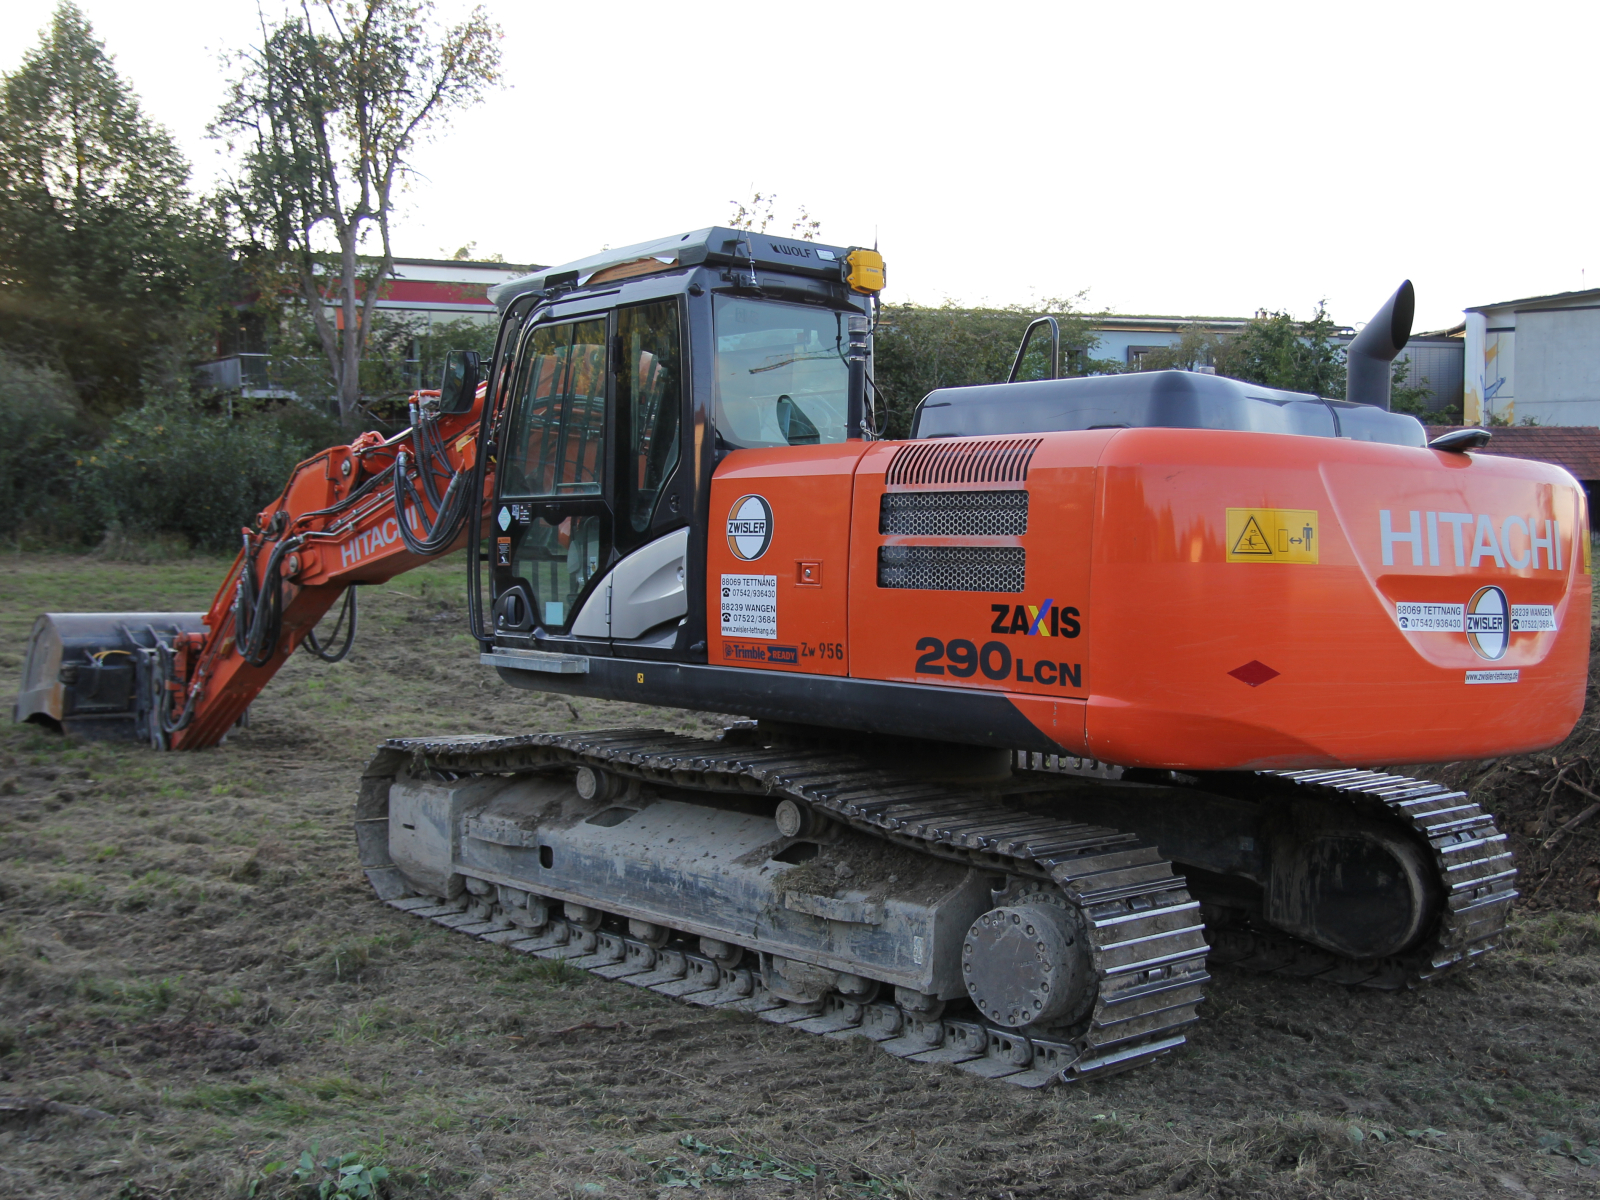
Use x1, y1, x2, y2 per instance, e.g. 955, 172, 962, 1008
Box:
356, 725, 1516, 1086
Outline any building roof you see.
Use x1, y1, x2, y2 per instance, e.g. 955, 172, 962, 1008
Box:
1090, 315, 1252, 331
1465, 286, 1600, 314
1425, 424, 1600, 482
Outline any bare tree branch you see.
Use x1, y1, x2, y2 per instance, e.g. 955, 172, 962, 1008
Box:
212, 0, 501, 430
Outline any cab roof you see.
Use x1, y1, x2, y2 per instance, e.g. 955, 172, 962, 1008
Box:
489, 226, 858, 310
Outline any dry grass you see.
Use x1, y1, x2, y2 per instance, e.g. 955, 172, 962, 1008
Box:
0, 551, 1597, 1199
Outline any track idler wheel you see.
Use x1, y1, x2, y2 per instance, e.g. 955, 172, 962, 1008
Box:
1266, 827, 1439, 959
963, 893, 1093, 1030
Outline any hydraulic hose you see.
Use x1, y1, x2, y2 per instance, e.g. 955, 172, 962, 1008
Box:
235, 533, 296, 668
394, 444, 470, 557
304, 585, 358, 663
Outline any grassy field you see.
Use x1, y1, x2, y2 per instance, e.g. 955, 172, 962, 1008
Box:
0, 551, 1597, 1200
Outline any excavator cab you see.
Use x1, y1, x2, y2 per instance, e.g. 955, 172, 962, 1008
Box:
480, 228, 878, 660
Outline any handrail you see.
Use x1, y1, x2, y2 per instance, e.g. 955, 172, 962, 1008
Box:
1007, 317, 1060, 384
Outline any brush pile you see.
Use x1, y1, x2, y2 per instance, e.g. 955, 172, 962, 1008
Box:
1434, 637, 1600, 913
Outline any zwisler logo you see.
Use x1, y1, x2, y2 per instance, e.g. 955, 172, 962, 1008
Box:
1465, 585, 1509, 660
726, 495, 773, 561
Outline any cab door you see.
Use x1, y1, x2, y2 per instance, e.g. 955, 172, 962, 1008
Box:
491, 314, 613, 644
603, 299, 688, 645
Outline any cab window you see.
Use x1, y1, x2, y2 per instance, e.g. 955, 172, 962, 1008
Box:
618, 300, 682, 532
501, 318, 607, 497
712, 296, 850, 449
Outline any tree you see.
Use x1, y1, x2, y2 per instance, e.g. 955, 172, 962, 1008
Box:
728, 191, 820, 241
872, 300, 1109, 438
1138, 305, 1347, 397
215, 1, 502, 430
0, 2, 217, 414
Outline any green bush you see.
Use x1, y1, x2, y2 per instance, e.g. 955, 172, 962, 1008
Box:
75, 399, 314, 552
0, 349, 92, 541
872, 300, 1112, 437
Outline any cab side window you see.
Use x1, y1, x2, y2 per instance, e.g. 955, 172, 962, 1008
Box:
502, 318, 607, 497
617, 300, 682, 533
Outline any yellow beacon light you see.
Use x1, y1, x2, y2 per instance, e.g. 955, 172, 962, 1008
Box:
846, 248, 886, 294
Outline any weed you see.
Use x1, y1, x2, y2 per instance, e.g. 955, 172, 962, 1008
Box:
650, 1134, 819, 1189
1502, 911, 1600, 956
299, 1074, 379, 1103
177, 1082, 285, 1115
531, 956, 583, 987
306, 933, 403, 983
49, 873, 103, 903
79, 974, 181, 1014
1537, 1131, 1600, 1166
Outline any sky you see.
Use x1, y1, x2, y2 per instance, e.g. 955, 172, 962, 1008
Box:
4, 0, 1595, 333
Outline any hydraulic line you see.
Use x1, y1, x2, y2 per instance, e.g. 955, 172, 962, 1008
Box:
304, 585, 358, 663
394, 444, 470, 556
235, 531, 296, 668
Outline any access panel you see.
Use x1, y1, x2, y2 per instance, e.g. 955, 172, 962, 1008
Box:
705, 443, 870, 675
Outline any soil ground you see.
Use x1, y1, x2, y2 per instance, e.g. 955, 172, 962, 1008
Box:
1, 551, 1597, 1200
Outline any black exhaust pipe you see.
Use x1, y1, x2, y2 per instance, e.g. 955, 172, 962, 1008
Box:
1345, 280, 1415, 410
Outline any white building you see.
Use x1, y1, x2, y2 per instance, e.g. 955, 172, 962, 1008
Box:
1463, 288, 1600, 426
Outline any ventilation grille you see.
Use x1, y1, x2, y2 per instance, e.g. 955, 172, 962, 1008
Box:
879, 490, 1028, 537
877, 545, 1025, 592
886, 438, 1042, 486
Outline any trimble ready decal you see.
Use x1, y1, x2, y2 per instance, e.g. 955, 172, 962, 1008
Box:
726, 495, 773, 561
724, 640, 797, 664
1380, 510, 1564, 569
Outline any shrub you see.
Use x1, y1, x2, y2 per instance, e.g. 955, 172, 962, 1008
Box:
0, 349, 92, 541
75, 398, 314, 551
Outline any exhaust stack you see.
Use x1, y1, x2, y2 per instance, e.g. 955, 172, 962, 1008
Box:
1345, 280, 1415, 410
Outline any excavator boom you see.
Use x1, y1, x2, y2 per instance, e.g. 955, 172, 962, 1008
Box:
16, 365, 494, 748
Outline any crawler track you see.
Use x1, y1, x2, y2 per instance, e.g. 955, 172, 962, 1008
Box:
1203, 767, 1518, 988
358, 729, 1212, 1086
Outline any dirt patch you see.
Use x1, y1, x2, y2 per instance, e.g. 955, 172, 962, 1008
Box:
0, 553, 1597, 1199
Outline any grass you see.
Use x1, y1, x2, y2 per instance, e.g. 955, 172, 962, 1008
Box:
0, 551, 1598, 1199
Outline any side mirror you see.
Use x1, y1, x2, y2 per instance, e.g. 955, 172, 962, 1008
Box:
438, 350, 481, 414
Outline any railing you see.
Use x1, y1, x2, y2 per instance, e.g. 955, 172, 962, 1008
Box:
194, 354, 425, 398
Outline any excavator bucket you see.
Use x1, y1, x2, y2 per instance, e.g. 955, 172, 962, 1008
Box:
14, 613, 208, 744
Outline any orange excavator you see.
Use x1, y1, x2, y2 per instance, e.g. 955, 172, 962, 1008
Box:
15, 228, 1590, 1084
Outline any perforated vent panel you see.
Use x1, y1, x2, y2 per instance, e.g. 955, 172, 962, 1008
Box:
877, 545, 1025, 592
886, 438, 1042, 486
879, 490, 1028, 537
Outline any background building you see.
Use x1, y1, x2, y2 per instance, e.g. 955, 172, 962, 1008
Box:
196, 256, 535, 398
1462, 288, 1600, 426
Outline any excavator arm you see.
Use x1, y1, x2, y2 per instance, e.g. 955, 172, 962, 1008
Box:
15, 361, 498, 750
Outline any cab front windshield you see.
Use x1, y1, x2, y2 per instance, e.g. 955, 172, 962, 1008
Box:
713, 296, 850, 448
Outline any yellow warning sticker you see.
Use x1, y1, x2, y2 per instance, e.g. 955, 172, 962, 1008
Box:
1225, 508, 1319, 564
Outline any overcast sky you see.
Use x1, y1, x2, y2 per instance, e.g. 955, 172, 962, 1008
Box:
5, 0, 1593, 332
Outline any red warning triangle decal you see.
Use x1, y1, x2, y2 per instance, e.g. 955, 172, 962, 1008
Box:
1230, 515, 1273, 555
